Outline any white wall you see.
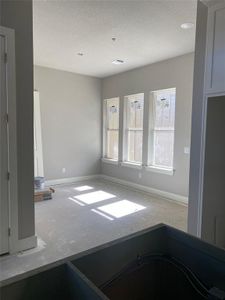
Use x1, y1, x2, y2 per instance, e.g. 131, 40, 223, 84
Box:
101, 53, 194, 198
34, 65, 101, 180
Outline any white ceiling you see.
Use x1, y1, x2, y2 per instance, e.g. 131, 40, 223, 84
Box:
33, 0, 197, 78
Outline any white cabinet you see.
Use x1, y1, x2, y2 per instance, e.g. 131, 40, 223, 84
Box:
205, 2, 225, 94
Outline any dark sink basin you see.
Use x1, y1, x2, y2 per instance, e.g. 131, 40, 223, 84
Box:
0, 262, 106, 300
72, 224, 225, 300
100, 255, 208, 299
1, 224, 225, 300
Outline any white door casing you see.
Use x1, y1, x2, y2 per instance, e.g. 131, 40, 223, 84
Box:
0, 34, 9, 255
34, 90, 44, 177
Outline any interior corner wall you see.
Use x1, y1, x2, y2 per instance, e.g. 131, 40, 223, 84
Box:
34, 66, 102, 180
101, 53, 194, 198
1, 0, 35, 239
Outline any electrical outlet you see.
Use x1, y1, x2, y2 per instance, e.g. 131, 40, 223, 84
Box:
184, 147, 190, 155
138, 172, 142, 179
62, 168, 66, 173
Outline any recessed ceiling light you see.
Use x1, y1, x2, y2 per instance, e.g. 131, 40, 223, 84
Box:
181, 22, 194, 30
77, 52, 84, 56
112, 59, 125, 65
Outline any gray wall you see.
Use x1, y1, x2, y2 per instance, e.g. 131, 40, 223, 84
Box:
202, 96, 225, 247
0, 1, 2, 24
102, 53, 194, 197
1, 0, 35, 239
188, 1, 208, 236
34, 66, 101, 180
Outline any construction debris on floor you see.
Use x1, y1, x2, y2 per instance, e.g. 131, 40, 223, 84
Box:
34, 187, 55, 202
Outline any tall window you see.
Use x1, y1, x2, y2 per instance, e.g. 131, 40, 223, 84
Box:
149, 88, 176, 169
124, 93, 144, 164
103, 98, 119, 160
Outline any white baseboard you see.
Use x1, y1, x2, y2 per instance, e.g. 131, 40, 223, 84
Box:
45, 174, 100, 186
100, 174, 188, 206
45, 173, 188, 205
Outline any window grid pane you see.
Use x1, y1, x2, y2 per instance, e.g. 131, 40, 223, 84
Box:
154, 91, 175, 130
107, 98, 119, 130
151, 88, 176, 169
125, 93, 144, 163
153, 130, 174, 168
127, 130, 143, 163
107, 130, 119, 160
104, 98, 119, 160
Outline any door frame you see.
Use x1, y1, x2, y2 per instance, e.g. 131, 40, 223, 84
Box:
34, 90, 44, 177
0, 26, 19, 254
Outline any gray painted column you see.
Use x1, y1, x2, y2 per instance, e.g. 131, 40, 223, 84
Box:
1, 0, 35, 240
188, 1, 208, 237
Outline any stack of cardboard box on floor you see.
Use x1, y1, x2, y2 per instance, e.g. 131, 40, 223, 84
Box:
34, 188, 55, 202
34, 177, 55, 202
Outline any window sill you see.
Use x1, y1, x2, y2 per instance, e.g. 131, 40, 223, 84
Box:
120, 161, 142, 169
145, 165, 175, 176
101, 158, 119, 165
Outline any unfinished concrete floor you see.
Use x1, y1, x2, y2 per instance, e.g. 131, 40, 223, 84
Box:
0, 179, 187, 282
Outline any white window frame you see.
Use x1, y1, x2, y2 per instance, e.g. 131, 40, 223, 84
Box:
147, 88, 176, 175
123, 93, 144, 165
102, 97, 120, 163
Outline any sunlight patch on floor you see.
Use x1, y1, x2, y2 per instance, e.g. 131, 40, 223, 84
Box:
75, 190, 116, 204
68, 197, 85, 206
97, 200, 146, 218
74, 185, 93, 192
91, 209, 114, 221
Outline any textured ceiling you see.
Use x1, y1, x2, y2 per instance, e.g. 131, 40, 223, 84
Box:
33, 0, 197, 78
